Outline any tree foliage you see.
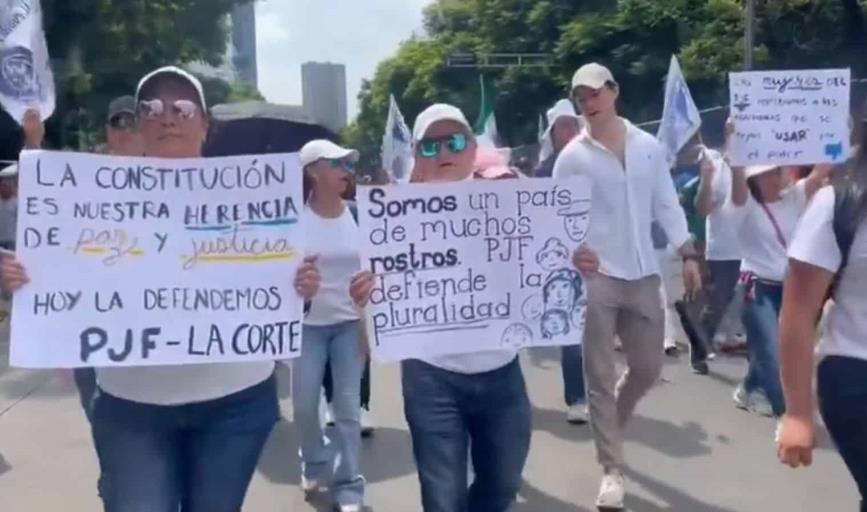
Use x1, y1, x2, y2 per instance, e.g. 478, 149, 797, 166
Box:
1, 0, 254, 152
345, 0, 867, 171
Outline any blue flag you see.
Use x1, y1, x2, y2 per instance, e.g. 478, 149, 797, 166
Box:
657, 56, 700, 165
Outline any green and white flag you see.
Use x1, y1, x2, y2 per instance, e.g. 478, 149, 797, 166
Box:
473, 75, 499, 148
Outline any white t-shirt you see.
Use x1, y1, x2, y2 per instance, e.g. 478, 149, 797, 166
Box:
789, 186, 867, 361
726, 180, 808, 282
97, 362, 275, 405
703, 150, 741, 261
417, 174, 517, 374
303, 206, 361, 326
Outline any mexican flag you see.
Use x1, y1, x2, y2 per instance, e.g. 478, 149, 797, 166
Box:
473, 75, 499, 148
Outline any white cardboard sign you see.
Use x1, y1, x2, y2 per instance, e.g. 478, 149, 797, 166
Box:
358, 177, 591, 362
728, 68, 850, 166
10, 151, 306, 368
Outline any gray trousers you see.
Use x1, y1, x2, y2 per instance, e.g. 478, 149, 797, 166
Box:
583, 273, 665, 470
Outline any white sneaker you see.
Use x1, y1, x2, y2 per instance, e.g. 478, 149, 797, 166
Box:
361, 408, 374, 437
748, 390, 775, 417
301, 475, 324, 495
566, 404, 589, 424
595, 470, 625, 510
339, 505, 361, 512
325, 405, 335, 427
732, 385, 749, 410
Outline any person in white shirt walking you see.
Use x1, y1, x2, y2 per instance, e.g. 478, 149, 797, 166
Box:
777, 148, 867, 510
553, 63, 701, 511
386, 103, 599, 512
294, 139, 367, 512
726, 161, 828, 418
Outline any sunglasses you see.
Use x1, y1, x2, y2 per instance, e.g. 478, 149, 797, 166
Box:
108, 113, 135, 131
324, 158, 356, 173
417, 133, 469, 159
138, 99, 200, 120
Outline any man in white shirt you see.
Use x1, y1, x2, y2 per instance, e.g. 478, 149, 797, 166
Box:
554, 63, 701, 511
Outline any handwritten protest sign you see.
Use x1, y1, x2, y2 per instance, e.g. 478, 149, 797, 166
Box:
728, 69, 850, 166
10, 150, 306, 368
358, 177, 591, 362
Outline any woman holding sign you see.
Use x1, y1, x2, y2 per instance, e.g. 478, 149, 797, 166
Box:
367, 103, 599, 512
293, 139, 367, 512
0, 66, 322, 512
727, 160, 829, 417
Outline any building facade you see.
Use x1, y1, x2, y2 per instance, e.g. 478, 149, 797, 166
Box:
302, 62, 347, 132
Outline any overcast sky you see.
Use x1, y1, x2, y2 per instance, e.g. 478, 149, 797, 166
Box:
255, 0, 429, 119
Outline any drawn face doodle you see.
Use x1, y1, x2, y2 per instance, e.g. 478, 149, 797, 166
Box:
563, 212, 589, 243
536, 237, 570, 272
546, 279, 574, 311
521, 295, 544, 321
501, 323, 533, 349
541, 309, 570, 339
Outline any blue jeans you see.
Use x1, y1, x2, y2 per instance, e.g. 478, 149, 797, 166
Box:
561, 344, 586, 406
741, 282, 785, 416
293, 321, 365, 506
74, 368, 97, 423
818, 356, 867, 511
402, 357, 531, 512
91, 374, 278, 512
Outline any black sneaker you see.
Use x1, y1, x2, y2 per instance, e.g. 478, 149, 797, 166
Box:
691, 360, 709, 375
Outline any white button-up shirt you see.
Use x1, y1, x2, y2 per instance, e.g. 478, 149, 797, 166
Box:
553, 119, 690, 281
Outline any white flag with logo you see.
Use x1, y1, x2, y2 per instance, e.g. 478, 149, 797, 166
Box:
0, 0, 55, 124
381, 94, 413, 183
657, 55, 700, 165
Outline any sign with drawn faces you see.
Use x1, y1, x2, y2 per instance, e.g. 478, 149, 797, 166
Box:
728, 68, 850, 166
10, 151, 307, 368
357, 177, 592, 362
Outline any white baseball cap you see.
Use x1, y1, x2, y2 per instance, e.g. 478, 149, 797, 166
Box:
0, 164, 17, 178
571, 63, 617, 91
135, 66, 207, 111
745, 164, 779, 179
299, 139, 359, 168
412, 103, 474, 143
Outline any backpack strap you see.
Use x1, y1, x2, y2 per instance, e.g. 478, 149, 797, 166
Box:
829, 177, 862, 300
833, 179, 860, 274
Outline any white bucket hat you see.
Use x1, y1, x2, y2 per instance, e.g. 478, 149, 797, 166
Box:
744, 164, 780, 179
539, 99, 583, 162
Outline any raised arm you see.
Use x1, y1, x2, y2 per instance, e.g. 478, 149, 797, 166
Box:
21, 109, 44, 150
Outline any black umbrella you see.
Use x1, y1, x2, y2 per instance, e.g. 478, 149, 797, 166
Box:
203, 101, 338, 156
